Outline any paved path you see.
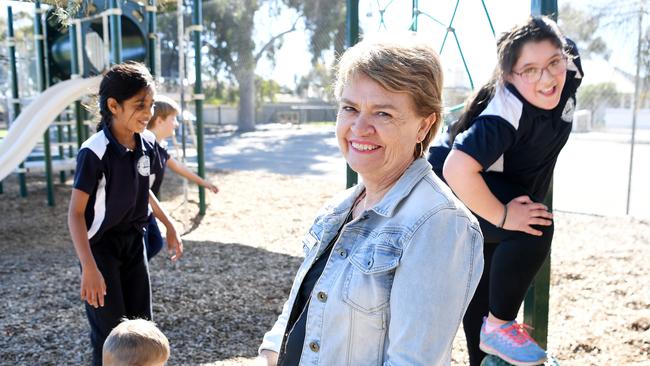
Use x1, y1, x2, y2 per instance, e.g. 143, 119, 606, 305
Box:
185, 123, 650, 219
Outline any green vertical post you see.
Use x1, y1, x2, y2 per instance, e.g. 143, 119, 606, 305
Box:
110, 0, 122, 64
193, 0, 206, 215
411, 0, 418, 31
43, 10, 66, 184
69, 11, 85, 148
345, 0, 359, 189
531, 0, 558, 20
147, 0, 157, 74
524, 0, 558, 349
57, 118, 66, 183
35, 0, 54, 206
8, 6, 28, 197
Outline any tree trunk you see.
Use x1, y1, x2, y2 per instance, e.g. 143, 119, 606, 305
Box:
237, 68, 256, 132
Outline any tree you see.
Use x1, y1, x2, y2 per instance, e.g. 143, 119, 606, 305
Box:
558, 3, 610, 59
577, 82, 620, 126
295, 62, 335, 101
202, 0, 345, 132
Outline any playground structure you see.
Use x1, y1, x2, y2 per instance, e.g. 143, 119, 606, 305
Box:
0, 0, 208, 214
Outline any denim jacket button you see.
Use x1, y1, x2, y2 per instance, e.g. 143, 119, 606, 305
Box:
317, 291, 328, 302
338, 249, 347, 258
309, 341, 320, 352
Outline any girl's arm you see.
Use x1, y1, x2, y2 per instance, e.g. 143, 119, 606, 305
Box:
166, 157, 219, 194
148, 190, 183, 261
68, 188, 106, 308
443, 149, 552, 236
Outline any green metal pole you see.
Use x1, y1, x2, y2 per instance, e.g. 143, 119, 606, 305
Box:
35, 0, 55, 206
57, 117, 66, 183
147, 0, 157, 74
69, 11, 85, 148
480, 0, 496, 37
192, 0, 206, 215
42, 7, 66, 184
439, 0, 460, 54
110, 0, 122, 64
411, 0, 418, 31
345, 0, 359, 189
524, 0, 558, 349
8, 6, 28, 197
531, 0, 558, 21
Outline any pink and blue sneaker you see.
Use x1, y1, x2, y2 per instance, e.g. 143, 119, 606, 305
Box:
479, 317, 547, 366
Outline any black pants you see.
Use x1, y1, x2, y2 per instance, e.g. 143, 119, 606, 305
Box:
85, 229, 152, 366
462, 174, 553, 366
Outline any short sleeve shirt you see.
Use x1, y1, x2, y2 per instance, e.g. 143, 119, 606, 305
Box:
73, 125, 164, 243
149, 140, 170, 197
429, 40, 583, 201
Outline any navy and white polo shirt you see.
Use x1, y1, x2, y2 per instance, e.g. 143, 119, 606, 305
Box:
149, 139, 170, 197
73, 125, 164, 243
429, 41, 583, 202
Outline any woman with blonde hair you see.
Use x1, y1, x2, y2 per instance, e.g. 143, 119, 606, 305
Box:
257, 34, 483, 366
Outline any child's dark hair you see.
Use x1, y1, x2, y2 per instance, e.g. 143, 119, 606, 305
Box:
97, 62, 154, 132
449, 16, 568, 143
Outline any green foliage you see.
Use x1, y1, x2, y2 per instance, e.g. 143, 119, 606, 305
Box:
577, 82, 620, 125
204, 82, 239, 105
295, 62, 335, 101
578, 82, 619, 108
558, 4, 610, 59
256, 77, 280, 103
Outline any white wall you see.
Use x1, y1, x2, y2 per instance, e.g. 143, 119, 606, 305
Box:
605, 108, 650, 130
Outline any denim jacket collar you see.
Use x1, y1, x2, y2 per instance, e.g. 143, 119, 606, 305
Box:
331, 158, 432, 219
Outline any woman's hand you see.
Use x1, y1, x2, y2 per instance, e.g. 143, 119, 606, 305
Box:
166, 226, 184, 261
81, 265, 106, 308
502, 195, 553, 236
255, 350, 279, 366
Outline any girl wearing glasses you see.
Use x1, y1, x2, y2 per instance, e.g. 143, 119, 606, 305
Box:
428, 16, 582, 366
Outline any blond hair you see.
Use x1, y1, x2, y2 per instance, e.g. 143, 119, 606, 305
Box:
334, 33, 444, 158
103, 319, 170, 366
147, 95, 181, 129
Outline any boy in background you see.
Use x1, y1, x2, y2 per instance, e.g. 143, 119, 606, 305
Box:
145, 96, 219, 260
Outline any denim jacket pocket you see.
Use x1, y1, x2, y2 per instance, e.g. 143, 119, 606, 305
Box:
344, 233, 402, 314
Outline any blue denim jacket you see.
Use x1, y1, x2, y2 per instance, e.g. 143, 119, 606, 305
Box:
260, 158, 484, 365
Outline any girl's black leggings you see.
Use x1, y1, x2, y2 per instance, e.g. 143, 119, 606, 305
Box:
463, 173, 553, 366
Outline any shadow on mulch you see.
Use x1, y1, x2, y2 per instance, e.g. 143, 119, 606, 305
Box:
0, 175, 302, 365
0, 237, 302, 365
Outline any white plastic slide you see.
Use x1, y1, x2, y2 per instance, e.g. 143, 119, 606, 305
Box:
0, 76, 102, 181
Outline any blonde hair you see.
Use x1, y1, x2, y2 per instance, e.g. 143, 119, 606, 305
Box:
103, 319, 170, 366
334, 33, 444, 158
147, 95, 181, 129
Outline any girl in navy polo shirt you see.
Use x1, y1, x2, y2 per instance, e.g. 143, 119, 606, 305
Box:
428, 17, 583, 366
67, 62, 183, 366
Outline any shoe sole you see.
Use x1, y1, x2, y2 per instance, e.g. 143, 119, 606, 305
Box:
479, 342, 547, 366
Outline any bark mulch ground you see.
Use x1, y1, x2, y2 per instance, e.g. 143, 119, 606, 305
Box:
0, 170, 648, 365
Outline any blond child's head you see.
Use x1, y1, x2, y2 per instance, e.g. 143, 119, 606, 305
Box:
103, 319, 170, 366
147, 95, 181, 140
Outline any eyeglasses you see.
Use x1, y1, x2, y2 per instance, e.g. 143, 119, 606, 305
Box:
511, 56, 568, 84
